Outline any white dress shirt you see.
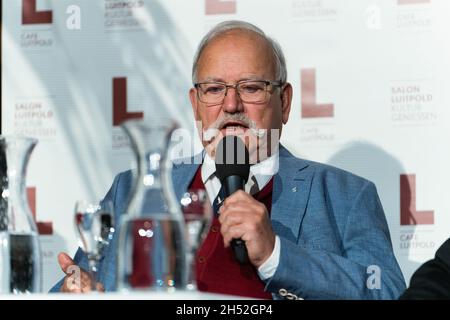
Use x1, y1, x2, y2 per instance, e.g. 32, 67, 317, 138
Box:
200, 152, 280, 280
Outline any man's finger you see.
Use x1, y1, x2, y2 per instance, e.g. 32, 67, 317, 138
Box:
223, 190, 253, 206
222, 225, 245, 247
95, 282, 105, 292
58, 252, 76, 274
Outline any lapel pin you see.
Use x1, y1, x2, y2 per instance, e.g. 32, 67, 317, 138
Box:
292, 187, 297, 193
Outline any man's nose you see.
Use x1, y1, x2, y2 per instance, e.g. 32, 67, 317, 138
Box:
222, 87, 243, 113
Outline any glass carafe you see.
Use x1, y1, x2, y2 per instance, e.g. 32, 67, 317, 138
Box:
0, 136, 42, 294
116, 119, 187, 292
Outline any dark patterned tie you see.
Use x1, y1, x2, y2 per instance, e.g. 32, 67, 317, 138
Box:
212, 183, 226, 216
249, 175, 259, 195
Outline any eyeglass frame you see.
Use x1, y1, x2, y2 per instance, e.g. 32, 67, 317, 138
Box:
193, 79, 283, 105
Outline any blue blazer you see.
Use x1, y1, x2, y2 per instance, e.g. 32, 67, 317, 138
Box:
51, 146, 406, 299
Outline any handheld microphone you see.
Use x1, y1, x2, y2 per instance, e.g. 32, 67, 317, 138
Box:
215, 135, 250, 264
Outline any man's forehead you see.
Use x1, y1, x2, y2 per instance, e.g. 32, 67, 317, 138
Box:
196, 34, 276, 79
200, 75, 267, 82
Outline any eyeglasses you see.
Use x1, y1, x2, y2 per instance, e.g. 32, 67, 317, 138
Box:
194, 80, 282, 105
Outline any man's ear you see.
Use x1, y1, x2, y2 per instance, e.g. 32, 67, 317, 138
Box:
280, 83, 293, 124
189, 87, 200, 120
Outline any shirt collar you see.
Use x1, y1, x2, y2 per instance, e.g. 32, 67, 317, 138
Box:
201, 151, 217, 184
201, 150, 279, 191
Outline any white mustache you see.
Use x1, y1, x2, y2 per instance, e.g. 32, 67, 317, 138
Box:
203, 114, 266, 141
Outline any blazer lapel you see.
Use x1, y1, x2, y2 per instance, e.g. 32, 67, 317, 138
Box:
271, 146, 315, 243
171, 157, 201, 201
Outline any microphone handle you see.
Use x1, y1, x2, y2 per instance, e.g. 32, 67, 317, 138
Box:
224, 175, 249, 265
231, 239, 249, 264
223, 175, 245, 196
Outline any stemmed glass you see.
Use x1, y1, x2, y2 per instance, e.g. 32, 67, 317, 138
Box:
74, 200, 114, 291
180, 189, 213, 291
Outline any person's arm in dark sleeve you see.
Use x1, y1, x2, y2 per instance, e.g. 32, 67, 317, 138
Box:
400, 238, 450, 300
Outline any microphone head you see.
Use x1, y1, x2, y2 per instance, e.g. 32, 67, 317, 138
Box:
215, 135, 250, 183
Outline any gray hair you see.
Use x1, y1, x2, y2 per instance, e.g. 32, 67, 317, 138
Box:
191, 20, 287, 85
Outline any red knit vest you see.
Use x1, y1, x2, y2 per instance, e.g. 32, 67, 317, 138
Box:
188, 167, 274, 299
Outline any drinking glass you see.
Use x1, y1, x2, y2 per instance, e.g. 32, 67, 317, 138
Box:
74, 200, 114, 291
180, 189, 213, 291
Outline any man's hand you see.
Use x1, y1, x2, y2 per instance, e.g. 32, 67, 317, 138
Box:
58, 252, 105, 293
218, 190, 275, 268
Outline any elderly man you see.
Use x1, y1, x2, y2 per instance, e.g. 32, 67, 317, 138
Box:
51, 20, 405, 299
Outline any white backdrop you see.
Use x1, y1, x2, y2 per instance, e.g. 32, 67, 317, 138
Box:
2, 0, 449, 292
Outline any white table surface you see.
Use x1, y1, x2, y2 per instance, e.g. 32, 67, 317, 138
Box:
0, 290, 249, 300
